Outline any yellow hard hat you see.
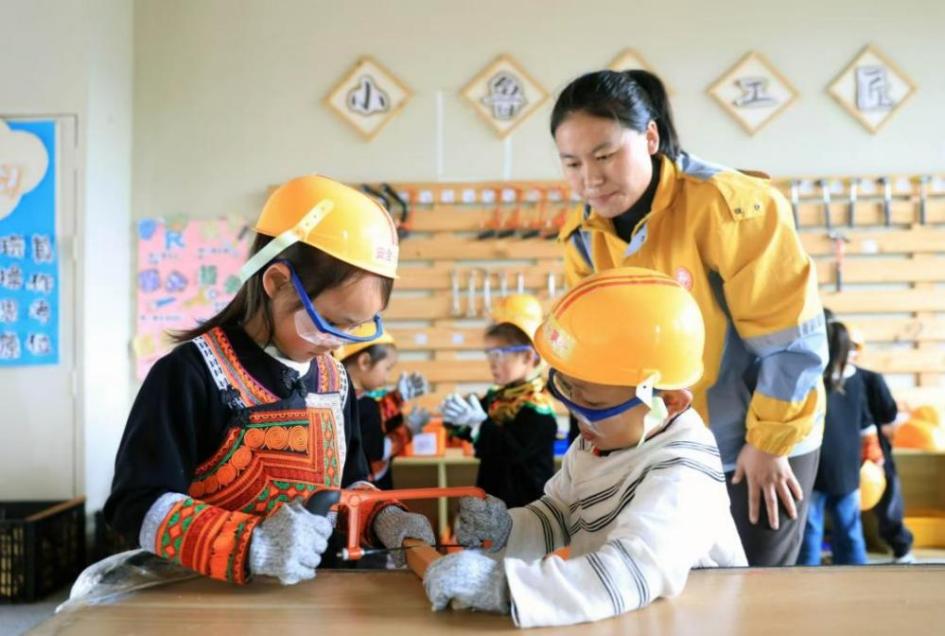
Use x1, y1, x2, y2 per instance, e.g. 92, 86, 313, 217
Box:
859, 461, 886, 511
490, 294, 544, 343
534, 267, 705, 389
334, 322, 396, 362
912, 405, 941, 427
240, 174, 399, 282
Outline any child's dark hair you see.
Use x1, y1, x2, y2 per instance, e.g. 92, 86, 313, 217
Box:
174, 233, 395, 343
340, 343, 395, 368
486, 323, 532, 348
824, 320, 852, 393
550, 69, 681, 160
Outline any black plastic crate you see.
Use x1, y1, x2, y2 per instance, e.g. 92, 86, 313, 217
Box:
0, 498, 86, 603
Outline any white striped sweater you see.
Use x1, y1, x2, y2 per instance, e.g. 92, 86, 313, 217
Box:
503, 408, 747, 628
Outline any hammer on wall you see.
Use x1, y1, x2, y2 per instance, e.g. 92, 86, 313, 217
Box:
827, 230, 850, 292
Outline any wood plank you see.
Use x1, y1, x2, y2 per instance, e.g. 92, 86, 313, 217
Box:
893, 386, 945, 408
397, 262, 565, 291
814, 258, 945, 285
796, 200, 945, 228
389, 327, 486, 350
406, 200, 945, 234
400, 236, 562, 261
399, 228, 945, 262
842, 318, 945, 344
402, 538, 442, 579
857, 349, 945, 374
405, 359, 492, 383
800, 227, 945, 256
387, 295, 556, 321
821, 290, 945, 315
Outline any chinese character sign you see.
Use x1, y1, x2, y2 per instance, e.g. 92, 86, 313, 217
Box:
461, 55, 548, 139
829, 45, 916, 134
708, 51, 798, 135
325, 57, 412, 140
135, 217, 250, 379
0, 119, 58, 366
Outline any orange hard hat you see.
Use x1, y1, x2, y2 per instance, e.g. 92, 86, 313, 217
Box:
490, 293, 544, 343
534, 267, 705, 389
241, 174, 399, 282
335, 323, 396, 362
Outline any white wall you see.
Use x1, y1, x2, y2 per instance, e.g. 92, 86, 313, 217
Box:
81, 0, 133, 515
133, 0, 945, 221
0, 0, 133, 515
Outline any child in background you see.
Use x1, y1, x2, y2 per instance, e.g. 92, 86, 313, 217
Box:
337, 326, 432, 490
848, 326, 914, 563
103, 175, 434, 587
425, 268, 746, 628
797, 319, 880, 566
440, 294, 558, 508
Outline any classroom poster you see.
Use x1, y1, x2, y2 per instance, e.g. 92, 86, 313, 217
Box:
0, 119, 58, 366
134, 216, 250, 379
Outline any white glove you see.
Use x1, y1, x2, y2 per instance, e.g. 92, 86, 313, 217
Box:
397, 372, 430, 401
424, 550, 510, 614
454, 495, 512, 552
441, 394, 487, 429
405, 407, 431, 435
249, 501, 332, 585
373, 505, 437, 568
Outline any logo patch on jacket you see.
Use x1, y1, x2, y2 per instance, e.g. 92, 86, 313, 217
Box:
674, 267, 694, 291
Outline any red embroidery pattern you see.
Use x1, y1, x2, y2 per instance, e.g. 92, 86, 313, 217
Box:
155, 497, 261, 584
159, 328, 346, 583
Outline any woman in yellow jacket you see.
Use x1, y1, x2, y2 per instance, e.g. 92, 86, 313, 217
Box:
551, 69, 827, 566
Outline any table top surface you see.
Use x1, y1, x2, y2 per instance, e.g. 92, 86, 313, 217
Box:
31, 564, 945, 635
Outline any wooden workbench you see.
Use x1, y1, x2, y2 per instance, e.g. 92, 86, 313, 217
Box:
31, 565, 945, 635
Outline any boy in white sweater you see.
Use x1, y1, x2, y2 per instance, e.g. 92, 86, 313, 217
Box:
423, 267, 747, 628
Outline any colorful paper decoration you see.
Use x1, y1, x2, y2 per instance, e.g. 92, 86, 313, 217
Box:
828, 44, 916, 134
461, 54, 548, 138
708, 51, 798, 135
0, 119, 58, 366
325, 56, 412, 140
134, 216, 250, 379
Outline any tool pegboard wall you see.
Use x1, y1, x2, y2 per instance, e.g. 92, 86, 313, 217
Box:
354, 173, 945, 411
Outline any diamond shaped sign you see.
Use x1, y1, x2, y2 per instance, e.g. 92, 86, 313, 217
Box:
708, 51, 798, 135
325, 56, 412, 141
607, 49, 674, 95
461, 54, 548, 139
828, 44, 916, 134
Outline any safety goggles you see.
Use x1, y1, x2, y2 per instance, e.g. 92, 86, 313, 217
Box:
547, 369, 657, 425
485, 344, 533, 362
279, 259, 384, 344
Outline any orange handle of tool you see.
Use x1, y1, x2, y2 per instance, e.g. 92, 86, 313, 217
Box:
337, 486, 487, 560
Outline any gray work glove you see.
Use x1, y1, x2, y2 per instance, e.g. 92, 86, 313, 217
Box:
455, 495, 512, 552
249, 501, 332, 585
405, 407, 432, 435
397, 371, 430, 401
441, 394, 487, 428
424, 550, 510, 614
373, 505, 436, 567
